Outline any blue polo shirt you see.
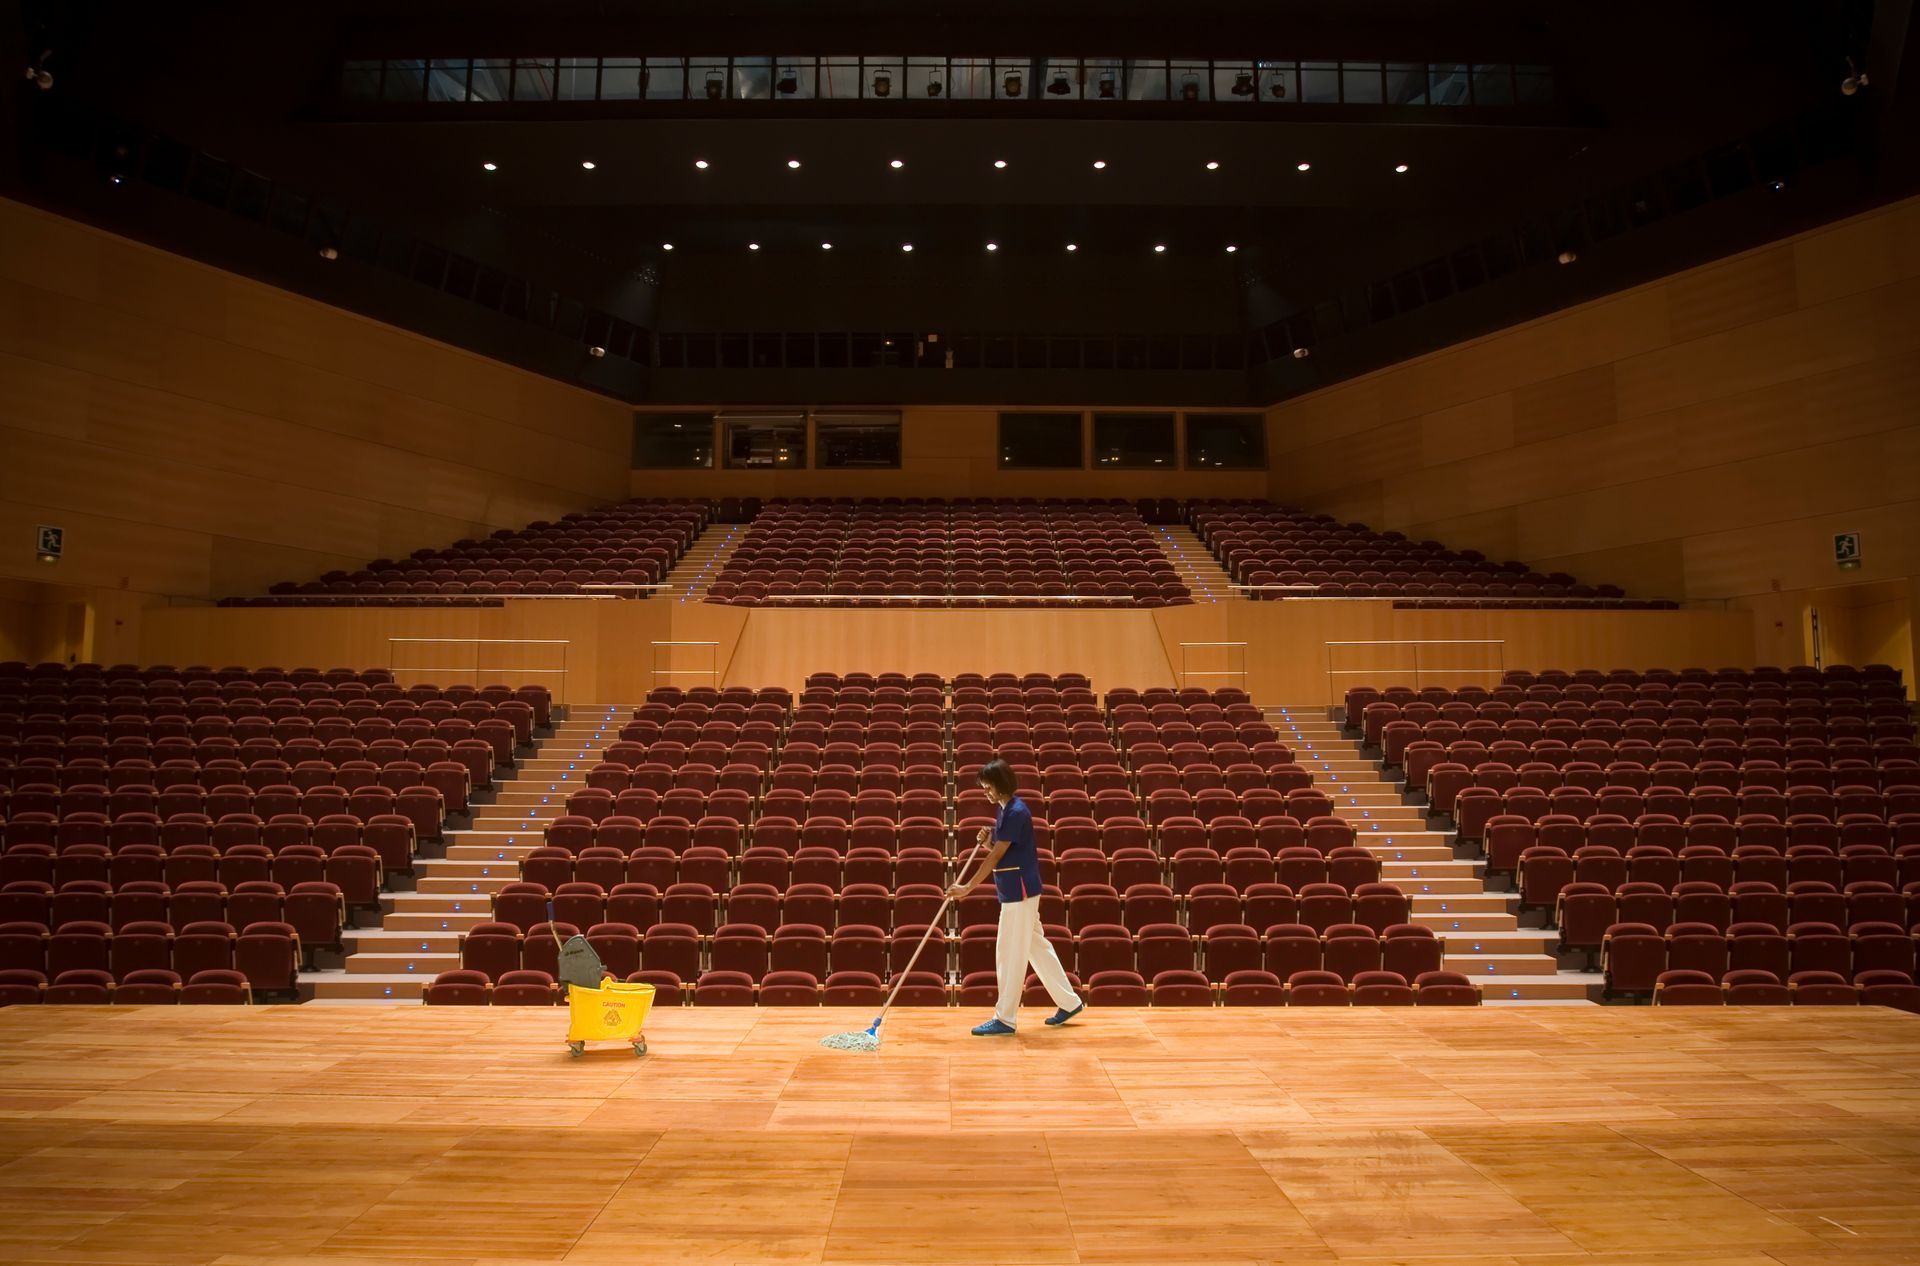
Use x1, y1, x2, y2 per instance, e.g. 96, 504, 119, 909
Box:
992, 797, 1043, 903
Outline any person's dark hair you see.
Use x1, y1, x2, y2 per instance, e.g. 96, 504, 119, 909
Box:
977, 758, 1017, 799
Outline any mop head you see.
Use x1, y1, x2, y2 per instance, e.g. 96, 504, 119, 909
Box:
820, 1021, 882, 1052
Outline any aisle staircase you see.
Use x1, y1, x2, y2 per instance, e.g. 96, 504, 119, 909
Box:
1270, 704, 1601, 1003
658, 522, 746, 601
1151, 524, 1234, 603
303, 706, 626, 1001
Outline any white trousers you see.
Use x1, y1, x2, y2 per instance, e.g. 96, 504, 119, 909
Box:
995, 895, 1080, 1027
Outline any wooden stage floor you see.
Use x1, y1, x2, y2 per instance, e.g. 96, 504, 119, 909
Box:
1, 1005, 1918, 1266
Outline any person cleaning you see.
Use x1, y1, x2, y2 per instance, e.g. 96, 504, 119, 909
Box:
948, 758, 1086, 1035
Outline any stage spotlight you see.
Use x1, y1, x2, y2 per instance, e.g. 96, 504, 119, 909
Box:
1180, 73, 1200, 101
1225, 245, 1238, 253
1092, 160, 1106, 170
704, 71, 724, 100
872, 70, 892, 97
1269, 78, 1287, 98
1231, 70, 1254, 96
587, 345, 606, 359
1153, 244, 1166, 253
1296, 161, 1310, 171
1065, 243, 1078, 252
662, 243, 674, 251
925, 77, 944, 97
694, 159, 709, 169
993, 159, 1007, 169
581, 160, 597, 170
482, 161, 497, 171
776, 67, 798, 94
901, 243, 914, 252
748, 242, 760, 251
1292, 347, 1310, 359
890, 159, 904, 169
986, 242, 998, 252
787, 159, 801, 169
1842, 58, 1870, 96
1556, 250, 1577, 264
1047, 71, 1072, 95
1004, 71, 1022, 96
1205, 160, 1220, 170
1394, 163, 1409, 173
820, 242, 832, 250
319, 246, 339, 260
1096, 72, 1116, 99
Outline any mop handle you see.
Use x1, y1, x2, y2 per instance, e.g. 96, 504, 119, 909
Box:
871, 840, 984, 1024
546, 901, 564, 949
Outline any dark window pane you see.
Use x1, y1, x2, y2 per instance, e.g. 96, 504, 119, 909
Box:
1515, 64, 1553, 104
230, 170, 271, 221
633, 413, 714, 468
718, 333, 749, 368
985, 337, 1015, 369
818, 334, 849, 368
722, 413, 805, 468
342, 60, 382, 101
1419, 258, 1454, 302
1185, 413, 1265, 470
141, 137, 191, 190
306, 202, 347, 252
1391, 270, 1424, 312
1301, 62, 1338, 102
1449, 245, 1486, 290
269, 188, 311, 237
427, 59, 470, 101
513, 59, 556, 101
684, 334, 716, 369
411, 244, 449, 288
1092, 413, 1176, 468
1017, 336, 1047, 369
1471, 64, 1513, 105
785, 333, 816, 367
750, 333, 780, 368
382, 60, 425, 102
657, 333, 685, 368
472, 266, 506, 309
188, 155, 233, 208
816, 412, 902, 468
1147, 337, 1178, 370
1341, 63, 1384, 104
1049, 336, 1081, 368
999, 412, 1083, 468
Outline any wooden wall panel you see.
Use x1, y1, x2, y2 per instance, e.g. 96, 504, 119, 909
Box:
0, 199, 632, 627
1265, 196, 1920, 675
629, 406, 1270, 500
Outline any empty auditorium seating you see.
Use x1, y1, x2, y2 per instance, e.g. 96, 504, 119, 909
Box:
226, 499, 709, 606
707, 500, 1191, 607
1190, 500, 1670, 608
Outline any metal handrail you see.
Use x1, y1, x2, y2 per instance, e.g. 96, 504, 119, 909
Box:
1177, 641, 1248, 692
652, 640, 720, 683
1323, 637, 1504, 704
388, 637, 571, 702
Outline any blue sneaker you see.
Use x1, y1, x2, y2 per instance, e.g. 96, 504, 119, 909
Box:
1045, 1001, 1086, 1027
971, 1018, 1016, 1036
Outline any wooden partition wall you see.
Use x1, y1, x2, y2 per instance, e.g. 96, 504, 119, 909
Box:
1263, 195, 1920, 683
138, 598, 1757, 705
0, 198, 633, 663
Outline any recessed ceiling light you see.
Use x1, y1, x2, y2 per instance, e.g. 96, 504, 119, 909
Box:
581, 160, 597, 170
1092, 160, 1107, 170
662, 243, 674, 251
1394, 163, 1410, 173
1066, 243, 1078, 252
1225, 245, 1238, 253
1153, 244, 1167, 253
1205, 160, 1220, 170
820, 242, 833, 250
986, 242, 998, 252
901, 243, 914, 252
1296, 161, 1311, 171
481, 161, 497, 172
787, 159, 801, 169
694, 159, 709, 169
748, 242, 760, 251
992, 159, 1007, 169
889, 159, 904, 169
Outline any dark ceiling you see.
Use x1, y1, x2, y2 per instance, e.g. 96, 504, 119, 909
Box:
3, 0, 1913, 406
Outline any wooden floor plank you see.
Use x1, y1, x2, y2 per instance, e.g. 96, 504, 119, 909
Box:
0, 1005, 1916, 1265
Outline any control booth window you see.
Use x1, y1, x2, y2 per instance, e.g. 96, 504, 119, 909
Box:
722, 411, 806, 468
1092, 412, 1176, 467
1184, 413, 1267, 469
632, 412, 714, 468
815, 412, 902, 468
998, 412, 1084, 468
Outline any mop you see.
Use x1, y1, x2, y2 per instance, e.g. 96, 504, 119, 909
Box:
822, 841, 982, 1052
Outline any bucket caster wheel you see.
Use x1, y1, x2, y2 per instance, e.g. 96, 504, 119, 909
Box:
632, 1038, 647, 1056
568, 1041, 586, 1058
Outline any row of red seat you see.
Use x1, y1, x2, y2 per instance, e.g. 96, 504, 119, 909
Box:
4, 778, 455, 830
489, 880, 1413, 940
1651, 968, 1919, 1007
0, 920, 301, 994
519, 840, 1388, 896
0, 664, 396, 686
1551, 880, 1915, 945
1598, 919, 1917, 998
0, 878, 346, 945
5, 844, 386, 910
0, 967, 253, 1005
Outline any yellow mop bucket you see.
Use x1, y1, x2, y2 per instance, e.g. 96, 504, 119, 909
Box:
564, 979, 655, 1057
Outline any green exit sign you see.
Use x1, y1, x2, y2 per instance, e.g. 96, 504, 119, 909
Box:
1834, 531, 1861, 571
